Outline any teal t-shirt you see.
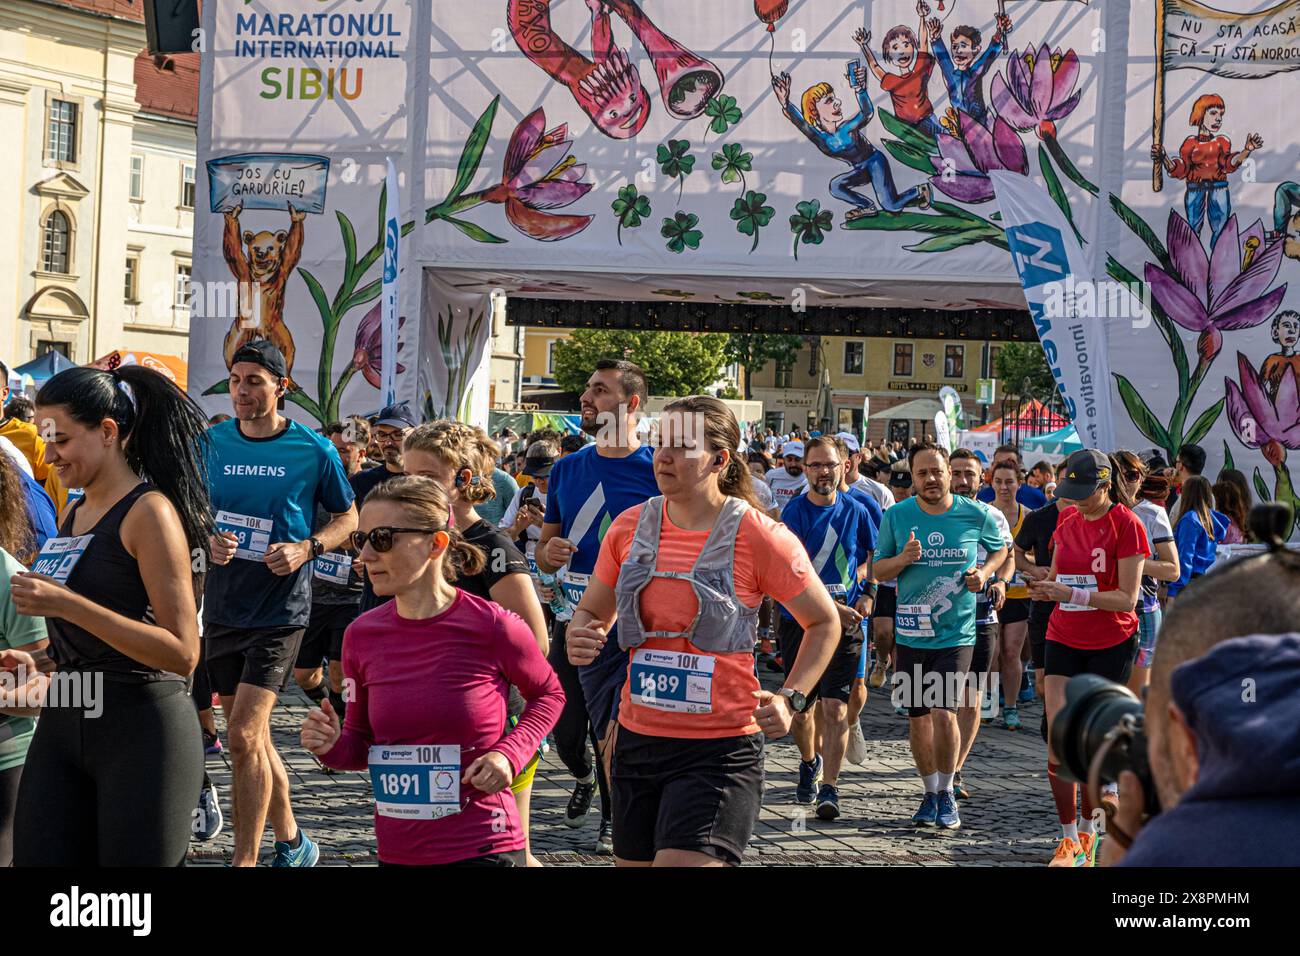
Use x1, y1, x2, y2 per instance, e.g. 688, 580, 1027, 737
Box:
0, 548, 48, 772
875, 496, 1005, 649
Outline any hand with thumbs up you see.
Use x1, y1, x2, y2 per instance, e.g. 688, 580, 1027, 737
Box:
902, 531, 923, 565
301, 696, 342, 756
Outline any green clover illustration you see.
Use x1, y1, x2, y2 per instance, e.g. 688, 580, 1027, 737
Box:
611, 184, 652, 246
661, 211, 703, 254
729, 190, 775, 253
656, 139, 695, 201
789, 199, 834, 260
703, 94, 742, 135
711, 143, 753, 192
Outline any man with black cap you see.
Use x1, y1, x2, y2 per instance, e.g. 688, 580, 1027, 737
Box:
204, 339, 358, 867
351, 402, 417, 506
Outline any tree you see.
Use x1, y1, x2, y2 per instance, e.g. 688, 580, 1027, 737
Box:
724, 333, 806, 399
995, 342, 1057, 404
552, 330, 729, 398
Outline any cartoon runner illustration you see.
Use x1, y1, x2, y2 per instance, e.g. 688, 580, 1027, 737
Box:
1150, 94, 1263, 249
929, 11, 1011, 128
507, 0, 722, 140
857, 1, 942, 138
1261, 310, 1300, 403
1267, 181, 1300, 262
772, 54, 932, 225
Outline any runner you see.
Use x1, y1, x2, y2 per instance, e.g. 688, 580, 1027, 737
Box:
988, 460, 1032, 733
838, 432, 895, 514
537, 358, 659, 854
0, 453, 47, 867
9, 365, 211, 865
301, 476, 563, 866
746, 452, 779, 517
203, 340, 357, 867
292, 418, 371, 720
1125, 464, 1181, 694
1013, 495, 1066, 714
402, 420, 551, 866
780, 437, 877, 818
1167, 475, 1230, 601
1027, 449, 1147, 867
566, 396, 838, 866
976, 444, 1047, 509
351, 403, 416, 505
948, 449, 1014, 799
872, 442, 1006, 830
765, 440, 808, 516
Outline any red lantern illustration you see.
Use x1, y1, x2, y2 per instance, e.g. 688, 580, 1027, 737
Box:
754, 0, 788, 33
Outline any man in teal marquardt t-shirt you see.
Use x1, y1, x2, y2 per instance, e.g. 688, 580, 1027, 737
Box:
873, 442, 1005, 832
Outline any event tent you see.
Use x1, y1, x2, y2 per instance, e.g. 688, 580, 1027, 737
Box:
12, 351, 75, 384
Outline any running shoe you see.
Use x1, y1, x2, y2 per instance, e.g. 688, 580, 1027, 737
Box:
191, 782, 223, 842
202, 729, 224, 756
911, 792, 939, 827
846, 719, 869, 766
1078, 831, 1099, 867
1018, 670, 1035, 704
936, 790, 961, 830
565, 779, 596, 828
271, 830, 320, 867
815, 784, 841, 820
953, 773, 970, 800
868, 660, 888, 689
594, 818, 613, 855
796, 754, 823, 805
1049, 836, 1086, 867
1003, 707, 1022, 732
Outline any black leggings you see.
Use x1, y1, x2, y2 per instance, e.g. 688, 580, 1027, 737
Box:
0, 764, 21, 867
13, 678, 204, 866
548, 620, 611, 822
192, 634, 213, 713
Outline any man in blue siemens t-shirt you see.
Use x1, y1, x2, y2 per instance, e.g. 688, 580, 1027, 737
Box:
873, 442, 1005, 832
539, 359, 658, 853
975, 444, 1048, 510
779, 437, 877, 821
203, 340, 357, 869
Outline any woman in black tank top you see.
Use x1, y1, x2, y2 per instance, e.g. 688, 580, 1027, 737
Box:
6, 366, 214, 866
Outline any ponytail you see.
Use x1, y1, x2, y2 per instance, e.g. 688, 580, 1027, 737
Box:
1107, 454, 1136, 509
663, 395, 762, 511
1248, 501, 1295, 555
445, 528, 487, 582
36, 366, 213, 556
718, 450, 762, 511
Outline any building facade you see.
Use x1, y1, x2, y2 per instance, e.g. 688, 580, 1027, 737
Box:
1, 0, 197, 367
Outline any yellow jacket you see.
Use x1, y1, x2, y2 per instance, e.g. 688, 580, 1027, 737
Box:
0, 417, 67, 513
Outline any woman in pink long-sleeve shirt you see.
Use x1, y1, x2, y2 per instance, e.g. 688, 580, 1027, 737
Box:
301, 476, 563, 867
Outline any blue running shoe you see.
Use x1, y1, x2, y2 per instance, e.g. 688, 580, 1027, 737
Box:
815, 784, 840, 820
912, 792, 939, 827
936, 790, 961, 830
1004, 707, 1022, 731
1019, 670, 1035, 703
191, 781, 223, 842
796, 754, 823, 805
271, 830, 320, 867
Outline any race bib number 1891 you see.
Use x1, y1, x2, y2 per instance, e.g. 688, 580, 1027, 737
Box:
367, 745, 461, 820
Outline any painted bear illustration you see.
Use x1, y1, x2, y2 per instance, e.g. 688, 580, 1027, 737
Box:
221, 201, 304, 390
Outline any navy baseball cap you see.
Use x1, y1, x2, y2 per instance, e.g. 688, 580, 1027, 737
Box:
375, 402, 417, 429
230, 340, 287, 380
1055, 449, 1112, 500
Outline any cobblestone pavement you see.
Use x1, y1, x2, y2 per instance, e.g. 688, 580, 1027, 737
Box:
190, 668, 1058, 866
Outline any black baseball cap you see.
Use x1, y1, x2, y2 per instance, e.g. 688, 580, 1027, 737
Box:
230, 339, 287, 380
522, 443, 558, 478
1055, 448, 1112, 500
375, 402, 417, 429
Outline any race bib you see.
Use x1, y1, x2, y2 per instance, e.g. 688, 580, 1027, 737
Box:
559, 572, 589, 609
1058, 574, 1099, 612
31, 534, 93, 583
827, 583, 848, 601
629, 648, 715, 714
367, 744, 461, 820
896, 603, 935, 638
214, 510, 272, 561
312, 552, 352, 585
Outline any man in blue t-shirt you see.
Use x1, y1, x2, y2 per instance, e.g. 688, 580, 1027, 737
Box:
975, 444, 1048, 510
874, 442, 1005, 832
203, 340, 357, 869
539, 358, 658, 853
780, 437, 877, 821
929, 13, 1011, 125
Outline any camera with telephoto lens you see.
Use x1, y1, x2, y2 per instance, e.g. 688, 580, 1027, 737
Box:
1050, 674, 1161, 817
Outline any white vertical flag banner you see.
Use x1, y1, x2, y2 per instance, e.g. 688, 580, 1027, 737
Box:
989, 170, 1116, 452
382, 157, 401, 408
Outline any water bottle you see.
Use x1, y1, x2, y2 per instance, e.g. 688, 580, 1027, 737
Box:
537, 570, 569, 617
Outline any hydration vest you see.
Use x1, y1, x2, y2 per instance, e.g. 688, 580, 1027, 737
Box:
614, 496, 759, 655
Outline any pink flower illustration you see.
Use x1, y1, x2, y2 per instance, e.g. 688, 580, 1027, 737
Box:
992, 45, 1082, 140
481, 109, 594, 241
928, 112, 1029, 204
353, 303, 407, 389
1225, 351, 1300, 467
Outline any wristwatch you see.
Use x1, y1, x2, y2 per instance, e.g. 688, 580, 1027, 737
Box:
779, 688, 809, 713
309, 537, 325, 559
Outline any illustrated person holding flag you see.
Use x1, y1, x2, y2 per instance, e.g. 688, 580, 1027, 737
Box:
1150, 94, 1263, 248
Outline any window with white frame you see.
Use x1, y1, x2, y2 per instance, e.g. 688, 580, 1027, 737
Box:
180, 164, 195, 209
46, 99, 77, 164
130, 155, 144, 201
42, 211, 71, 273
174, 263, 192, 309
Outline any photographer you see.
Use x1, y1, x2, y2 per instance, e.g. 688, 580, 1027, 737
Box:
1099, 504, 1300, 866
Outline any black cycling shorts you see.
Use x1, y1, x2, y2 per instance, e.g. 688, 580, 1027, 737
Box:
1044, 633, 1138, 684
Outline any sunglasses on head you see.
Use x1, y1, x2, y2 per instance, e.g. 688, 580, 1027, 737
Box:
349, 527, 439, 553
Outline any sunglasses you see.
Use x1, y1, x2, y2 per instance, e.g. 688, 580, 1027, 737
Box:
349, 527, 439, 553
1124, 470, 1143, 482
